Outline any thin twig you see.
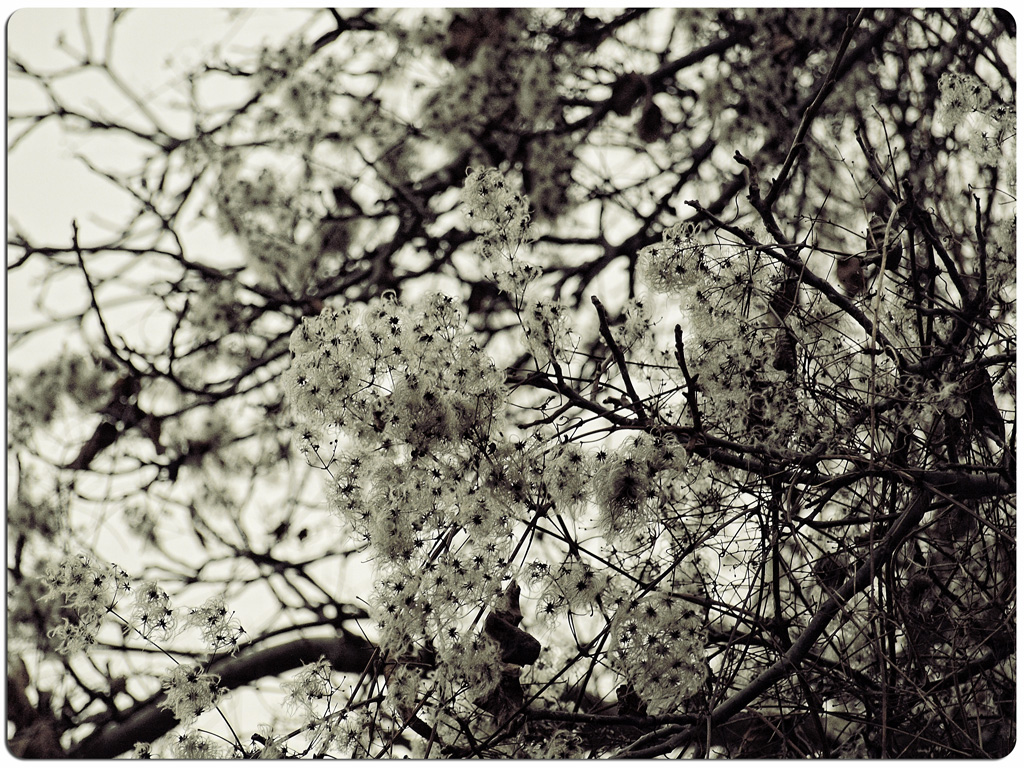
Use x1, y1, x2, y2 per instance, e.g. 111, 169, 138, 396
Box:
673, 324, 703, 433
591, 295, 648, 423
72, 221, 134, 372
615, 490, 931, 758
764, 9, 867, 206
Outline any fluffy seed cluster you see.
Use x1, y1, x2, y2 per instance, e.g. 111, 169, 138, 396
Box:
132, 742, 153, 759
638, 223, 707, 294
592, 435, 687, 537
521, 298, 573, 364
131, 581, 176, 640
463, 167, 531, 240
541, 440, 592, 514
616, 297, 655, 350
530, 556, 609, 621
161, 664, 223, 724
461, 168, 536, 296
249, 724, 286, 759
184, 596, 244, 652
611, 592, 707, 714
172, 730, 225, 759
286, 293, 521, 715
525, 132, 576, 221
433, 634, 504, 703
937, 71, 994, 128
645, 237, 832, 447
283, 657, 335, 715
43, 554, 129, 654
286, 294, 505, 448
419, 10, 568, 185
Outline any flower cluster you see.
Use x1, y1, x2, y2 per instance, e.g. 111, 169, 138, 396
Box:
592, 435, 687, 537
611, 592, 707, 714
184, 596, 244, 652
638, 223, 707, 294
462, 168, 534, 290
250, 36, 313, 94
515, 54, 561, 127
461, 168, 582, 365
937, 70, 1016, 192
290, 299, 503, 454
415, 10, 579, 221
43, 555, 129, 654
131, 581, 176, 641
160, 664, 223, 724
281, 659, 373, 756
647, 238, 826, 444
383, 660, 424, 719
897, 375, 966, 424
462, 166, 526, 231
283, 657, 336, 715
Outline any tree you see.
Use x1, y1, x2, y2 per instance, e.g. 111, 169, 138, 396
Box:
7, 7, 1015, 759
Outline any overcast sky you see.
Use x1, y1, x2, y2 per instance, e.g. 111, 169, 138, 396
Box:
6, 8, 327, 364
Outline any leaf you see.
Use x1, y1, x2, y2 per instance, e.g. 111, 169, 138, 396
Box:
609, 73, 647, 116
867, 213, 903, 271
965, 367, 1004, 443
496, 579, 524, 625
474, 668, 525, 722
484, 612, 541, 666
836, 255, 866, 295
771, 327, 797, 373
636, 101, 664, 143
616, 682, 648, 717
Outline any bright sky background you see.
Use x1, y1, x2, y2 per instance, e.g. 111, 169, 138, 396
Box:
6, 8, 368, 727
6, 8, 329, 364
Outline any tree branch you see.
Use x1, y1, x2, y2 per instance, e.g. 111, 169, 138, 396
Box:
591, 296, 648, 423
764, 9, 867, 206
70, 630, 375, 758
615, 490, 931, 757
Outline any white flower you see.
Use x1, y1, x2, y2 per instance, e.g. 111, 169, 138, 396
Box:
161, 665, 222, 724
185, 596, 244, 651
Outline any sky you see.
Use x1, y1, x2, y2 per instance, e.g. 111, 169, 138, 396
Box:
6, 8, 326, 363
6, 11, 377, 740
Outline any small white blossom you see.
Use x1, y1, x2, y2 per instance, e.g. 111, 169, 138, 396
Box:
161, 665, 222, 724
284, 657, 335, 715
185, 596, 244, 651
